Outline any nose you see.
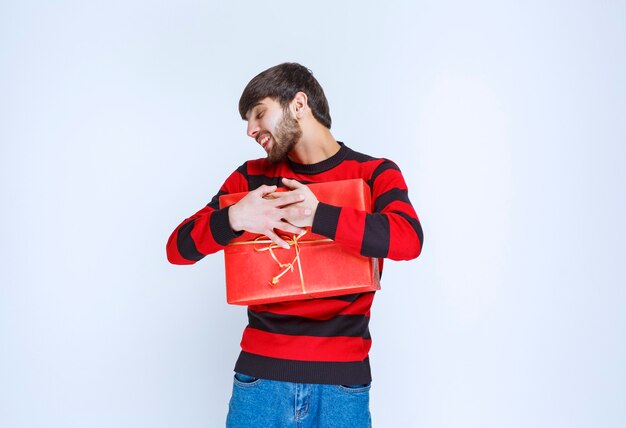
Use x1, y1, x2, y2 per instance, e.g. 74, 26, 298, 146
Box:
247, 121, 260, 139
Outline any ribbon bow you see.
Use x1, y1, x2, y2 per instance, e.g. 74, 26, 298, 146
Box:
229, 231, 332, 294
255, 233, 306, 290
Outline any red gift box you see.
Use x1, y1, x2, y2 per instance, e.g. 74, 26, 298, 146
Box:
218, 179, 381, 305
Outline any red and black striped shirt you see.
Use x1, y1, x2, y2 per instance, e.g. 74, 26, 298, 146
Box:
166, 143, 423, 384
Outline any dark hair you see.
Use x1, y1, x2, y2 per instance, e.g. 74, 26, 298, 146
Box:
238, 62, 332, 129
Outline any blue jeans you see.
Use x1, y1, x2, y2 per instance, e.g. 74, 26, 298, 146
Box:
226, 373, 372, 428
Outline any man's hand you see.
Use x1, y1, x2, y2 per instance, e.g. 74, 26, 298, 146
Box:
228, 184, 312, 249
273, 178, 319, 228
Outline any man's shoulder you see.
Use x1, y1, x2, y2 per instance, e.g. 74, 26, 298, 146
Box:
340, 144, 398, 171
343, 147, 377, 163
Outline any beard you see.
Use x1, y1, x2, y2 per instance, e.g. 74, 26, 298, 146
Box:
268, 109, 302, 164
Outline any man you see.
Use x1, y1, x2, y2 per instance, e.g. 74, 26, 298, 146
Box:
166, 63, 423, 427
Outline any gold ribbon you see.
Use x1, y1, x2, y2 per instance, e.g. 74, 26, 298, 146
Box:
229, 231, 332, 294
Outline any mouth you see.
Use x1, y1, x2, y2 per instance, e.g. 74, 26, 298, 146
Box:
257, 133, 272, 152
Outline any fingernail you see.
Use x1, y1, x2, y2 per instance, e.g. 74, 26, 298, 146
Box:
304, 209, 312, 215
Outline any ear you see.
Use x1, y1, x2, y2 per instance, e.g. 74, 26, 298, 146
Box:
291, 91, 308, 119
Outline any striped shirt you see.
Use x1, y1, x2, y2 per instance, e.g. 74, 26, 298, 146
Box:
166, 143, 423, 384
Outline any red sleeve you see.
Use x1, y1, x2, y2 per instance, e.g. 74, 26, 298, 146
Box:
312, 160, 423, 261
166, 165, 249, 265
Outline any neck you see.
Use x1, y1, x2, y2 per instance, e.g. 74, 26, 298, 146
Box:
288, 125, 340, 164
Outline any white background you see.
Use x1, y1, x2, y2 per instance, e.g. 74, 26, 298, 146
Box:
1, 1, 625, 427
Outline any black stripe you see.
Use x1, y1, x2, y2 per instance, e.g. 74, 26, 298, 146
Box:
394, 210, 424, 246
210, 206, 241, 245
247, 175, 318, 190
235, 351, 372, 385
248, 174, 282, 190
317, 291, 373, 303
207, 190, 227, 210
374, 188, 411, 212
367, 160, 400, 189
247, 310, 371, 339
219, 173, 316, 200
312, 202, 341, 240
176, 220, 205, 262
343, 147, 375, 163
236, 163, 249, 180
361, 214, 390, 257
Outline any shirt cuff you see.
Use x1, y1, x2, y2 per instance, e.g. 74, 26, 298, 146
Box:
210, 206, 243, 246
311, 202, 341, 240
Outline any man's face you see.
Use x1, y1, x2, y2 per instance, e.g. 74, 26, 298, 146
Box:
246, 97, 302, 163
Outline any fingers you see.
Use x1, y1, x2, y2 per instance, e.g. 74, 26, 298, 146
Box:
255, 185, 278, 197
281, 206, 312, 225
282, 177, 304, 189
230, 181, 314, 238
265, 221, 307, 249
269, 191, 305, 208
264, 229, 290, 250
274, 220, 306, 236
